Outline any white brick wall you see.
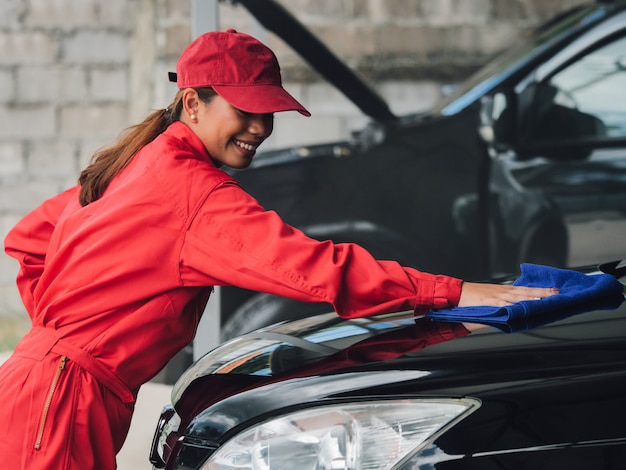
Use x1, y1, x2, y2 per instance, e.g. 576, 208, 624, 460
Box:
64, 32, 131, 64
28, 141, 78, 179
17, 66, 87, 103
0, 106, 57, 139
0, 69, 13, 103
60, 103, 130, 138
0, 32, 58, 64
0, 142, 24, 178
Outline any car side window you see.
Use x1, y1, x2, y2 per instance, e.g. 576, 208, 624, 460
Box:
528, 34, 626, 143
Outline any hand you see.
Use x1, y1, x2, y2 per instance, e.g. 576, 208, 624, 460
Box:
458, 282, 559, 308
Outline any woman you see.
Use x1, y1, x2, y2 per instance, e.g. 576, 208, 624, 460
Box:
0, 29, 557, 469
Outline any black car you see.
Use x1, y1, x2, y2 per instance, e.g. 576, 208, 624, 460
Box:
213, 1, 626, 340
150, 261, 625, 469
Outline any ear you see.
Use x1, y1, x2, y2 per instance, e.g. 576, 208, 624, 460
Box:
181, 88, 200, 122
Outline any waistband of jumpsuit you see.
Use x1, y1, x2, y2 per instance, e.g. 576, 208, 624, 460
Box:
13, 327, 135, 404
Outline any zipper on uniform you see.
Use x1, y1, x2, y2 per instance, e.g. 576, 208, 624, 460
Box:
35, 355, 68, 450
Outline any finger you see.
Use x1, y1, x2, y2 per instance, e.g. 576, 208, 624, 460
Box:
505, 286, 559, 302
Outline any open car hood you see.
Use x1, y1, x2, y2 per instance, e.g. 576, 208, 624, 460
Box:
225, 0, 399, 124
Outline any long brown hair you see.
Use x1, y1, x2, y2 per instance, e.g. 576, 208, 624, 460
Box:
78, 87, 217, 206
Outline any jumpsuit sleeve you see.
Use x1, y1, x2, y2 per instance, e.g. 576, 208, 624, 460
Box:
180, 181, 462, 319
4, 186, 78, 317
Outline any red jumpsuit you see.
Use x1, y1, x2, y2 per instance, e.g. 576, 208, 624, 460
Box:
0, 121, 462, 469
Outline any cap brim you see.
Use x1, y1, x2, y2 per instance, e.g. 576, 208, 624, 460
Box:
213, 84, 311, 117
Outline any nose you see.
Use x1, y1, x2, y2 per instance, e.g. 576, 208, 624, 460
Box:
248, 113, 274, 138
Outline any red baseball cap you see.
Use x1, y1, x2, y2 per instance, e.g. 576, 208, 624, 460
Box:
169, 29, 310, 117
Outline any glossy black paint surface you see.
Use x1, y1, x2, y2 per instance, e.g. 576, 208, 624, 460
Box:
158, 274, 626, 468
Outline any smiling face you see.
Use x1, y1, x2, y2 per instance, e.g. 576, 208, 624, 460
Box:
180, 88, 274, 169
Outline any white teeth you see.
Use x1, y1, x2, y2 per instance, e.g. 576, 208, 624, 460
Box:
234, 140, 257, 151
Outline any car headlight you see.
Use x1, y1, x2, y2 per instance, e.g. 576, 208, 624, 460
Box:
200, 398, 480, 470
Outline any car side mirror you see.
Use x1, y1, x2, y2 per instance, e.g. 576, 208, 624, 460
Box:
479, 92, 514, 148
478, 95, 495, 144
517, 82, 607, 160
522, 82, 607, 143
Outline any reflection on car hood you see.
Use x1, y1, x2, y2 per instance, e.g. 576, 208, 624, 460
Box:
171, 301, 626, 447
174, 270, 625, 414
177, 264, 624, 393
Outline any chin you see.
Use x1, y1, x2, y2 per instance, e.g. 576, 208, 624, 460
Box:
230, 158, 254, 170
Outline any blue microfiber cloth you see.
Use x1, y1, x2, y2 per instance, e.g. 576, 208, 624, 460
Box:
427, 263, 625, 333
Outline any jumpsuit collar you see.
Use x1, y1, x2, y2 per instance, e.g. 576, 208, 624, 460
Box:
164, 121, 215, 165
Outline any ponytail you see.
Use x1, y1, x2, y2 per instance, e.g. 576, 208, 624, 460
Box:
78, 87, 217, 206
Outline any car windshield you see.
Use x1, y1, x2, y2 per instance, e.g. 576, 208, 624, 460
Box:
431, 4, 607, 116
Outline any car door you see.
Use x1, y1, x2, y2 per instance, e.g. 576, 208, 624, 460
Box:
489, 11, 626, 273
